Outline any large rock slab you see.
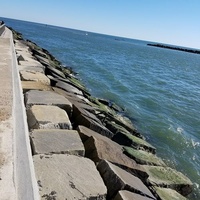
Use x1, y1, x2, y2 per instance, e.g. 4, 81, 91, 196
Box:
75, 114, 113, 138
25, 90, 72, 115
18, 65, 45, 73
72, 101, 96, 117
73, 104, 101, 124
114, 190, 154, 200
19, 60, 43, 67
153, 187, 187, 200
97, 160, 155, 199
56, 80, 83, 96
21, 81, 52, 93
33, 154, 107, 200
113, 131, 156, 154
20, 71, 50, 85
123, 146, 166, 166
46, 65, 66, 79
144, 165, 193, 196
30, 129, 84, 156
27, 105, 72, 130
53, 87, 87, 104
77, 126, 147, 179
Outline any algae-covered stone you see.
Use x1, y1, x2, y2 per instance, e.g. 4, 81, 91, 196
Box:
114, 190, 154, 200
106, 120, 143, 139
30, 129, 84, 156
97, 160, 155, 199
27, 105, 72, 130
123, 146, 166, 166
113, 131, 156, 154
153, 187, 187, 200
144, 165, 193, 196
33, 154, 107, 199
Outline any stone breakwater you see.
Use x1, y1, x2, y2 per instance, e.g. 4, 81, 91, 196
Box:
147, 43, 200, 54
1, 25, 193, 199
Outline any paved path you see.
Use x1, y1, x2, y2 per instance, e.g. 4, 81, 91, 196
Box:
0, 27, 39, 200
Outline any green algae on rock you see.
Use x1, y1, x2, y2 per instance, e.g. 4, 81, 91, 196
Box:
123, 146, 166, 166
144, 165, 193, 196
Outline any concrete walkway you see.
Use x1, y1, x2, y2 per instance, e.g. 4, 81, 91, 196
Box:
0, 26, 39, 200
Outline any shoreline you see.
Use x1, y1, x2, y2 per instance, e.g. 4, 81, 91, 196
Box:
2, 25, 193, 199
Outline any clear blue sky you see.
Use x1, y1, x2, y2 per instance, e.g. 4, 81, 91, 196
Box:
1, 0, 200, 49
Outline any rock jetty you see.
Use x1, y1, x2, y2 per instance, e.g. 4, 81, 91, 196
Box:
0, 24, 193, 200
147, 43, 200, 54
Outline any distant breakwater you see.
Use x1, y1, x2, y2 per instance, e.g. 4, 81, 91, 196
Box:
147, 43, 200, 54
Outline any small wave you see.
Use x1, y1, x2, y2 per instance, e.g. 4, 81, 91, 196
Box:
191, 139, 200, 148
177, 127, 184, 134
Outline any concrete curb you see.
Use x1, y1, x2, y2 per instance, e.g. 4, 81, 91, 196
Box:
10, 28, 40, 200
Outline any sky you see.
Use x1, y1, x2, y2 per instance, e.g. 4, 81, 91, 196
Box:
1, 0, 200, 49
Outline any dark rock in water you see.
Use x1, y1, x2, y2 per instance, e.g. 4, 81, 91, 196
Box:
123, 146, 166, 166
152, 187, 188, 200
105, 120, 143, 139
112, 131, 156, 154
144, 165, 193, 196
98, 98, 124, 113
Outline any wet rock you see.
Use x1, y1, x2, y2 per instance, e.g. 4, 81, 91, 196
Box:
27, 105, 72, 130
33, 154, 107, 200
30, 129, 84, 156
106, 120, 143, 139
25, 90, 72, 115
113, 131, 156, 154
97, 160, 155, 199
144, 165, 193, 196
114, 190, 154, 200
153, 187, 188, 200
123, 146, 166, 166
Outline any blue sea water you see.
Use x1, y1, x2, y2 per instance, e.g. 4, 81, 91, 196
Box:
2, 17, 200, 199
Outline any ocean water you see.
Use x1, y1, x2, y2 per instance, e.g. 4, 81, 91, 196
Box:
2, 17, 200, 199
